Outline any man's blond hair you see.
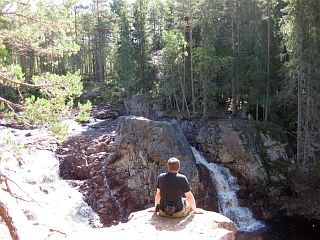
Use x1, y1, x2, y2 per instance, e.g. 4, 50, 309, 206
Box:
167, 157, 180, 172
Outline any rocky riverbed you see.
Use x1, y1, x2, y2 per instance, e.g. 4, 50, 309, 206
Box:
2, 100, 320, 239
0, 114, 237, 240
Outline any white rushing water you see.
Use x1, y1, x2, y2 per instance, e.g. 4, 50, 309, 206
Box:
0, 126, 101, 239
191, 147, 265, 232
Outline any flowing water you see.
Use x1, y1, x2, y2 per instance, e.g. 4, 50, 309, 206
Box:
0, 125, 101, 239
2, 123, 318, 239
191, 147, 265, 232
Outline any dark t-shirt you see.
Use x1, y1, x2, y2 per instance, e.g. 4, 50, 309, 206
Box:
156, 172, 191, 212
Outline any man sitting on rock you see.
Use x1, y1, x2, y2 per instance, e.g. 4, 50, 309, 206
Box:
150, 157, 202, 217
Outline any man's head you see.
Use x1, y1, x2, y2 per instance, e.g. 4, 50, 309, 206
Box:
167, 157, 180, 172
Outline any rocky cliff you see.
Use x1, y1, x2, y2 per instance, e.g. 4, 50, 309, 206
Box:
180, 118, 320, 221
59, 116, 205, 226
0, 123, 236, 240
58, 107, 320, 226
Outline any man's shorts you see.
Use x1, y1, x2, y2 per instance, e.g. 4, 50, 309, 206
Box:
159, 199, 192, 218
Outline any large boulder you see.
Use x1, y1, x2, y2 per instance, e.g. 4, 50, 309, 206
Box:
41, 209, 237, 240
123, 95, 165, 119
59, 116, 205, 226
107, 116, 204, 214
107, 209, 237, 240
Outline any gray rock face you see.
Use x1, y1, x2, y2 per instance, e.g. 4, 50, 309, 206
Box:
123, 95, 165, 119
58, 117, 205, 226
118, 209, 237, 240
113, 116, 203, 204
217, 121, 269, 186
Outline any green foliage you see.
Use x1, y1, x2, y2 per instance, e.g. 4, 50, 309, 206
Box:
76, 100, 92, 122
263, 156, 288, 176
115, 4, 137, 93
0, 64, 26, 104
0, 64, 24, 83
32, 72, 83, 100
23, 96, 62, 126
0, 130, 27, 163
19, 72, 84, 141
50, 122, 69, 143
251, 121, 284, 141
0, 0, 318, 169
0, 44, 8, 63
132, 0, 152, 93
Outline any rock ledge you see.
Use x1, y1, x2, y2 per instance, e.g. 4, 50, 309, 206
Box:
63, 209, 237, 240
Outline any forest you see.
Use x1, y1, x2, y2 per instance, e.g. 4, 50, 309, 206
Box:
1, 0, 319, 170
1, 1, 320, 239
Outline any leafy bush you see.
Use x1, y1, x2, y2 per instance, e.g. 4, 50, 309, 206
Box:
23, 96, 62, 125
0, 64, 24, 102
20, 72, 84, 140
0, 131, 26, 163
32, 71, 83, 100
50, 122, 69, 143
76, 100, 92, 122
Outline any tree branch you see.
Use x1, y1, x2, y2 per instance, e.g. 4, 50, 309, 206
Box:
0, 97, 24, 110
0, 174, 37, 204
0, 174, 36, 240
11, 0, 30, 6
0, 11, 34, 20
0, 73, 49, 88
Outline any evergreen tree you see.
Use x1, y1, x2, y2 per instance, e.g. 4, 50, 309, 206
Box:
112, 0, 137, 93
132, 0, 151, 93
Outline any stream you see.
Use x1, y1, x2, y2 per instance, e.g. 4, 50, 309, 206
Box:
191, 147, 265, 232
191, 146, 320, 239
0, 123, 102, 239
1, 122, 320, 239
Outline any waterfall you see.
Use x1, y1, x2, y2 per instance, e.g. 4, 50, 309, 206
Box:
191, 147, 264, 232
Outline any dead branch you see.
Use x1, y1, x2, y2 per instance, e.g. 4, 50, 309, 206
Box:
0, 11, 34, 20
0, 97, 24, 110
49, 228, 67, 236
0, 99, 33, 128
0, 72, 50, 88
10, 0, 30, 6
0, 187, 35, 240
0, 174, 36, 203
0, 198, 21, 240
0, 33, 37, 53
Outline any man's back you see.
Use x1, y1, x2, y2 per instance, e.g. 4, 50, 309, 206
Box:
156, 172, 191, 212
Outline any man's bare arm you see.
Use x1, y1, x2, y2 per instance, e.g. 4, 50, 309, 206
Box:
185, 191, 203, 214
155, 188, 161, 207
148, 188, 161, 212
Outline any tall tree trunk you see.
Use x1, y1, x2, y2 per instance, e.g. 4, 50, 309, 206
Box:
96, 0, 105, 82
256, 98, 259, 121
171, 65, 180, 113
255, 1, 259, 121
231, 0, 237, 117
182, 36, 186, 112
303, 64, 311, 166
179, 65, 190, 117
265, 0, 271, 121
202, 23, 209, 120
296, 24, 303, 166
190, 27, 195, 115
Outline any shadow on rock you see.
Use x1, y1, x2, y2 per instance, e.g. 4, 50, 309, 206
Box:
149, 213, 195, 231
